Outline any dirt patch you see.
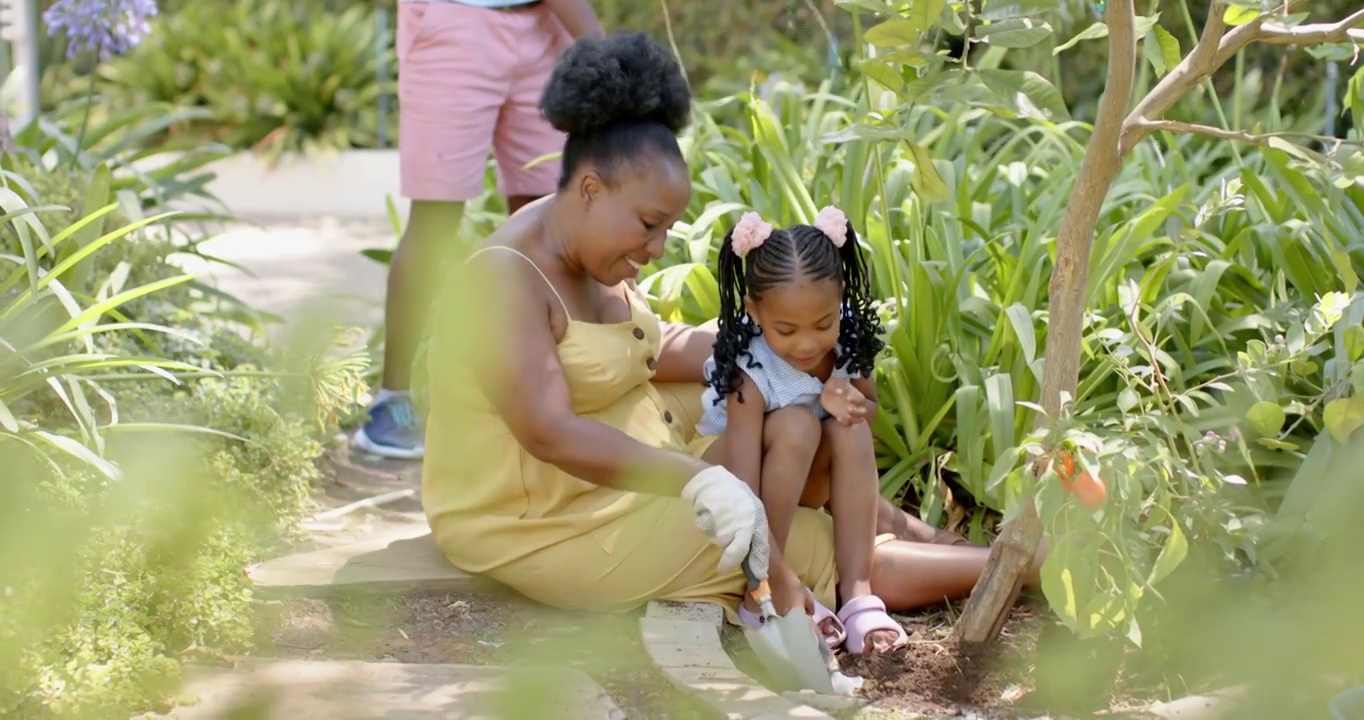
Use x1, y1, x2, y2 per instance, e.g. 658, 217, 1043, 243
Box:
831, 604, 1041, 718
254, 592, 713, 719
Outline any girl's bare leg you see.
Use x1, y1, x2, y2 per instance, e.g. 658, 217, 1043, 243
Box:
703, 408, 829, 626
821, 419, 879, 604
800, 458, 975, 546
758, 408, 823, 550
870, 539, 1047, 611
704, 407, 823, 551
803, 423, 1048, 651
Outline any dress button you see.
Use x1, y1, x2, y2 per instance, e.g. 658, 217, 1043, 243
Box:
632, 327, 645, 340
664, 410, 674, 423
646, 356, 658, 370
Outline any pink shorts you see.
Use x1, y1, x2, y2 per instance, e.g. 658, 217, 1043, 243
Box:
396, 1, 570, 202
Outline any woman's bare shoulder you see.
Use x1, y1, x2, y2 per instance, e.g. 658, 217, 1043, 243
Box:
466, 207, 548, 272
461, 205, 570, 336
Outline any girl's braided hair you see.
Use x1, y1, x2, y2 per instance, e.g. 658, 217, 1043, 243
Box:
707, 217, 884, 405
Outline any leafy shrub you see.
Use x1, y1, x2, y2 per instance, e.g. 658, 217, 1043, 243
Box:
0, 129, 364, 715
86, 0, 396, 161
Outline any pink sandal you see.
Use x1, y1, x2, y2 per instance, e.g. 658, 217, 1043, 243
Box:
836, 595, 908, 655
738, 587, 847, 650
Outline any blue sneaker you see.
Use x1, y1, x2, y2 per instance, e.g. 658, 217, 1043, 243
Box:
352, 394, 425, 460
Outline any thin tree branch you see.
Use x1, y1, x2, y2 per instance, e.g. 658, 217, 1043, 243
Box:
1122, 3, 1364, 155
1132, 119, 1277, 145
1120, 2, 1230, 153
1215, 6, 1364, 67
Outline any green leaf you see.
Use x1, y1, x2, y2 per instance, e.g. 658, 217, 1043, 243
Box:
976, 17, 1054, 48
1148, 520, 1188, 585
1331, 248, 1359, 295
977, 0, 1057, 21
360, 248, 393, 265
978, 69, 1071, 121
1350, 67, 1364, 141
33, 430, 120, 480
1246, 400, 1286, 437
1040, 537, 1092, 631
864, 0, 944, 48
903, 141, 950, 203
1344, 325, 1364, 363
1258, 438, 1300, 451
1126, 618, 1143, 648
1154, 26, 1182, 74
1054, 21, 1108, 54
1323, 397, 1364, 443
835, 0, 897, 14
855, 58, 905, 92
1053, 15, 1162, 55
906, 0, 949, 34
1222, 5, 1260, 26
59, 163, 113, 293
1003, 303, 1037, 364
0, 397, 18, 433
1117, 388, 1140, 413
1142, 25, 1181, 77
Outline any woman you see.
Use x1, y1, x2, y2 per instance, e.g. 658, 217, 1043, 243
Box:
422, 32, 1039, 656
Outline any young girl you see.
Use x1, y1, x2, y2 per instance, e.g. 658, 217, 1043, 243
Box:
697, 206, 908, 656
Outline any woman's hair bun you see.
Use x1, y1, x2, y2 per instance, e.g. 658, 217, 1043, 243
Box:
539, 31, 691, 137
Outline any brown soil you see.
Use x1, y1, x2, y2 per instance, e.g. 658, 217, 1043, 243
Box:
834, 603, 1044, 718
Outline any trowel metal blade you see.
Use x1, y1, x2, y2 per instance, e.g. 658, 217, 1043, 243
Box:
743, 622, 803, 690
768, 611, 836, 693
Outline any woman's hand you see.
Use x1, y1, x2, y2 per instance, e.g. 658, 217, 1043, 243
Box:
820, 377, 869, 426
682, 465, 771, 573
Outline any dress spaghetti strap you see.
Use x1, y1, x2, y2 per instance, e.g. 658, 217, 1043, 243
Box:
467, 245, 572, 320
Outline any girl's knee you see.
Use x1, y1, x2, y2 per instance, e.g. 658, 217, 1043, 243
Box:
822, 417, 873, 447
764, 406, 822, 451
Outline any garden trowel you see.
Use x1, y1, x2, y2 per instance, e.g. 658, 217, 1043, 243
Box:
740, 555, 860, 694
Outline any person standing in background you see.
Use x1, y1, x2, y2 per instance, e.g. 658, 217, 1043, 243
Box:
355, 0, 603, 459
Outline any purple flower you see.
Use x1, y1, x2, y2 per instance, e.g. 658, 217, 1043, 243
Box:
44, 0, 159, 61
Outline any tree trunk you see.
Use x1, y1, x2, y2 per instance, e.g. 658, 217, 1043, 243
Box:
952, 0, 1139, 645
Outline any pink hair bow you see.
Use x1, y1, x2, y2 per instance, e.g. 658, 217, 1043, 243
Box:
731, 212, 773, 258
814, 206, 848, 248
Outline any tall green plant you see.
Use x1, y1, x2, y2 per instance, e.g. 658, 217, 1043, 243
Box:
91, 0, 396, 161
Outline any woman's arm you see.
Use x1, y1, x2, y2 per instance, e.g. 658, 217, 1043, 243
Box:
654, 320, 717, 383
473, 256, 703, 495
543, 0, 603, 39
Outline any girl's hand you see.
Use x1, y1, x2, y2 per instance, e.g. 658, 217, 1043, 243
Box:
769, 563, 814, 618
821, 377, 869, 426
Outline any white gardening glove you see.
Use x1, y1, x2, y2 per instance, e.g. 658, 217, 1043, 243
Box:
682, 465, 771, 577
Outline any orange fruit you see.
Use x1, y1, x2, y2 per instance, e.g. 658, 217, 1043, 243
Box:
1070, 471, 1107, 508
1054, 451, 1076, 482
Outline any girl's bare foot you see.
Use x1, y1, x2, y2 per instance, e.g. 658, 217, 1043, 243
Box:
876, 496, 981, 546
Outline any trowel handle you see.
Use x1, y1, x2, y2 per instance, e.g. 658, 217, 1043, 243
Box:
741, 555, 771, 603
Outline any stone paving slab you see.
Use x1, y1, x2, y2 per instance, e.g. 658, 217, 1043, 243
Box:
641, 602, 836, 719
136, 659, 623, 720
247, 525, 504, 598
